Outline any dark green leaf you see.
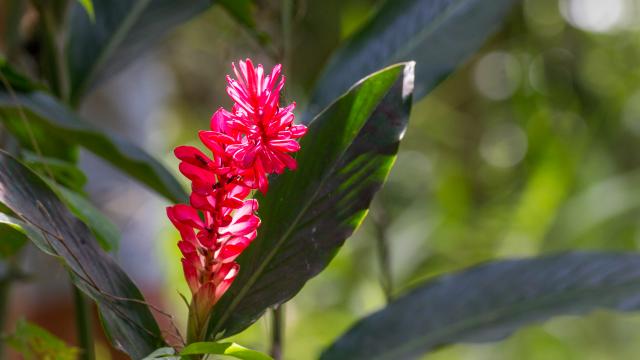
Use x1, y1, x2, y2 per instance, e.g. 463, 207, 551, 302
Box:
322, 252, 640, 360
219, 0, 256, 29
23, 152, 87, 190
55, 186, 120, 252
207, 63, 414, 338
181, 342, 273, 360
6, 319, 79, 360
289, 0, 342, 94
308, 0, 518, 116
0, 56, 45, 92
0, 90, 187, 203
0, 151, 165, 359
0, 214, 29, 258
66, 0, 212, 103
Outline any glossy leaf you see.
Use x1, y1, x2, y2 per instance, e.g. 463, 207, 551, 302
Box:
6, 319, 79, 360
0, 90, 187, 203
207, 63, 414, 338
0, 151, 165, 358
322, 252, 640, 360
181, 342, 273, 360
66, 0, 211, 103
309, 0, 518, 116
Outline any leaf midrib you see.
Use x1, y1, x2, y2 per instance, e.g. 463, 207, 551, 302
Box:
209, 67, 403, 338
361, 275, 640, 359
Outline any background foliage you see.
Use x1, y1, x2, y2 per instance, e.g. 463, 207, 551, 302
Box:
1, 0, 640, 359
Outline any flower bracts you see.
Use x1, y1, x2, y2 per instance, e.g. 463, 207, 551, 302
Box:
166, 59, 306, 338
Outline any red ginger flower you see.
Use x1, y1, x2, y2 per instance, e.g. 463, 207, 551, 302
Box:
166, 59, 306, 340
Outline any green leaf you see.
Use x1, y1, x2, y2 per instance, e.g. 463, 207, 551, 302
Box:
55, 185, 120, 252
309, 0, 518, 116
0, 151, 165, 359
142, 347, 180, 359
0, 214, 29, 258
6, 319, 79, 360
66, 0, 212, 103
0, 56, 45, 92
181, 342, 273, 360
22, 152, 87, 190
321, 252, 640, 360
207, 63, 415, 338
0, 90, 187, 203
219, 0, 256, 29
76, 0, 95, 21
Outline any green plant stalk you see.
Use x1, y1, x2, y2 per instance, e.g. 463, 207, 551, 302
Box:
372, 203, 393, 302
281, 0, 293, 71
73, 286, 95, 360
270, 305, 284, 360
0, 276, 10, 360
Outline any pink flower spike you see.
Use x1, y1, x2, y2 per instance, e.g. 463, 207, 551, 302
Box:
167, 60, 306, 339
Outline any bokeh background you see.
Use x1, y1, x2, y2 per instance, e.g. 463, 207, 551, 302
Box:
5, 0, 640, 358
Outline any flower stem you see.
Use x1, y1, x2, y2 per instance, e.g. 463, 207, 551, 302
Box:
73, 287, 95, 360
269, 305, 284, 360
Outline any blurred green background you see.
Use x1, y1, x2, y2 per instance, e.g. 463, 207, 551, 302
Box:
5, 0, 640, 358
150, 0, 640, 358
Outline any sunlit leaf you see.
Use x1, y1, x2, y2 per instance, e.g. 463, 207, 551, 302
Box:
322, 252, 640, 359
309, 0, 518, 116
181, 342, 273, 360
0, 151, 165, 358
207, 63, 414, 338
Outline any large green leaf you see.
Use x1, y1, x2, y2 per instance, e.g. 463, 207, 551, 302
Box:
308, 0, 518, 116
0, 90, 187, 203
206, 63, 415, 339
321, 252, 640, 360
0, 151, 165, 359
7, 319, 79, 360
66, 0, 212, 103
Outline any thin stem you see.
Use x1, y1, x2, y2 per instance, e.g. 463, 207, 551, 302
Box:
372, 202, 393, 302
0, 276, 11, 360
269, 305, 284, 360
73, 286, 95, 360
281, 0, 294, 70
